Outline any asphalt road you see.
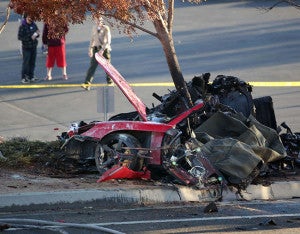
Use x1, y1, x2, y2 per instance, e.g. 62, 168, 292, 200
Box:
0, 0, 300, 141
1, 199, 300, 233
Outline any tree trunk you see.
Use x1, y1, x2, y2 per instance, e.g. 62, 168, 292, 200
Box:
153, 21, 193, 108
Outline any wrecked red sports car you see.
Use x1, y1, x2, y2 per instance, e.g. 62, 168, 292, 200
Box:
59, 54, 298, 193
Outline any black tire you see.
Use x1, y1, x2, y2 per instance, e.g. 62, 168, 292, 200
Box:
95, 133, 144, 174
253, 96, 277, 130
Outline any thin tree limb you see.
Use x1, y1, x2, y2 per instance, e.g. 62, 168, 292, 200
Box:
167, 0, 174, 34
266, 0, 300, 11
105, 13, 159, 38
0, 5, 11, 34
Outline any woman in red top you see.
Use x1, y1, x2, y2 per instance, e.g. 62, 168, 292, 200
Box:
42, 23, 68, 80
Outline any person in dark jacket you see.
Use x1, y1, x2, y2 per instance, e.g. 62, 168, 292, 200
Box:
18, 15, 40, 83
42, 23, 69, 81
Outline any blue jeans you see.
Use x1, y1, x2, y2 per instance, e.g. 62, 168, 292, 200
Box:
22, 47, 37, 80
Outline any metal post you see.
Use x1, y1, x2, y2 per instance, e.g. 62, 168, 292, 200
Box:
104, 86, 108, 121
97, 85, 114, 121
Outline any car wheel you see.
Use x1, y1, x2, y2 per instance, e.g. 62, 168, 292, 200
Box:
95, 133, 144, 174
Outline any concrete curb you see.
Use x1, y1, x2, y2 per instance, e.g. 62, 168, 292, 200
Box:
0, 186, 222, 208
1, 181, 300, 208
240, 181, 300, 200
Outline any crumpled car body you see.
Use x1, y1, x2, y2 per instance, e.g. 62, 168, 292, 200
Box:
59, 54, 223, 191
60, 54, 292, 192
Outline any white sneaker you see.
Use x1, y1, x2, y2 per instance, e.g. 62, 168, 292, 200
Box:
81, 83, 91, 91
30, 77, 39, 82
21, 78, 30, 84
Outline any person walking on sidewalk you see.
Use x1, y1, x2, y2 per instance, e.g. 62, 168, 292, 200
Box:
81, 16, 112, 91
42, 23, 69, 81
18, 14, 40, 83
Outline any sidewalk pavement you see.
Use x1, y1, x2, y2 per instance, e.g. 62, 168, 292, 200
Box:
1, 180, 300, 209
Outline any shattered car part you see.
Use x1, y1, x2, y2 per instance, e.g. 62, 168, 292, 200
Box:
97, 165, 151, 182
95, 53, 147, 121
59, 54, 295, 192
280, 122, 300, 165
210, 75, 254, 117
58, 54, 212, 187
60, 100, 207, 185
162, 137, 225, 189
253, 96, 277, 130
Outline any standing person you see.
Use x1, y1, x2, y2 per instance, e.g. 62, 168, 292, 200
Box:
18, 14, 40, 83
42, 23, 68, 80
81, 16, 112, 91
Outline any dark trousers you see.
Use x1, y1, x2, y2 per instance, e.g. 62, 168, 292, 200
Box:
22, 47, 37, 80
84, 46, 111, 84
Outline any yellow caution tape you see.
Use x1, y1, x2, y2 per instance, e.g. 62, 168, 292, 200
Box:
0, 84, 110, 89
249, 81, 300, 87
0, 82, 300, 89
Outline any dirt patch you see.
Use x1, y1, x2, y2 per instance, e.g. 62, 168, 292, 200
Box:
0, 169, 98, 194
1, 166, 300, 195
0, 168, 160, 194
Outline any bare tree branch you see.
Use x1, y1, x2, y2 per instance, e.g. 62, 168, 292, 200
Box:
167, 0, 174, 34
105, 13, 158, 38
263, 0, 300, 11
0, 5, 11, 34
